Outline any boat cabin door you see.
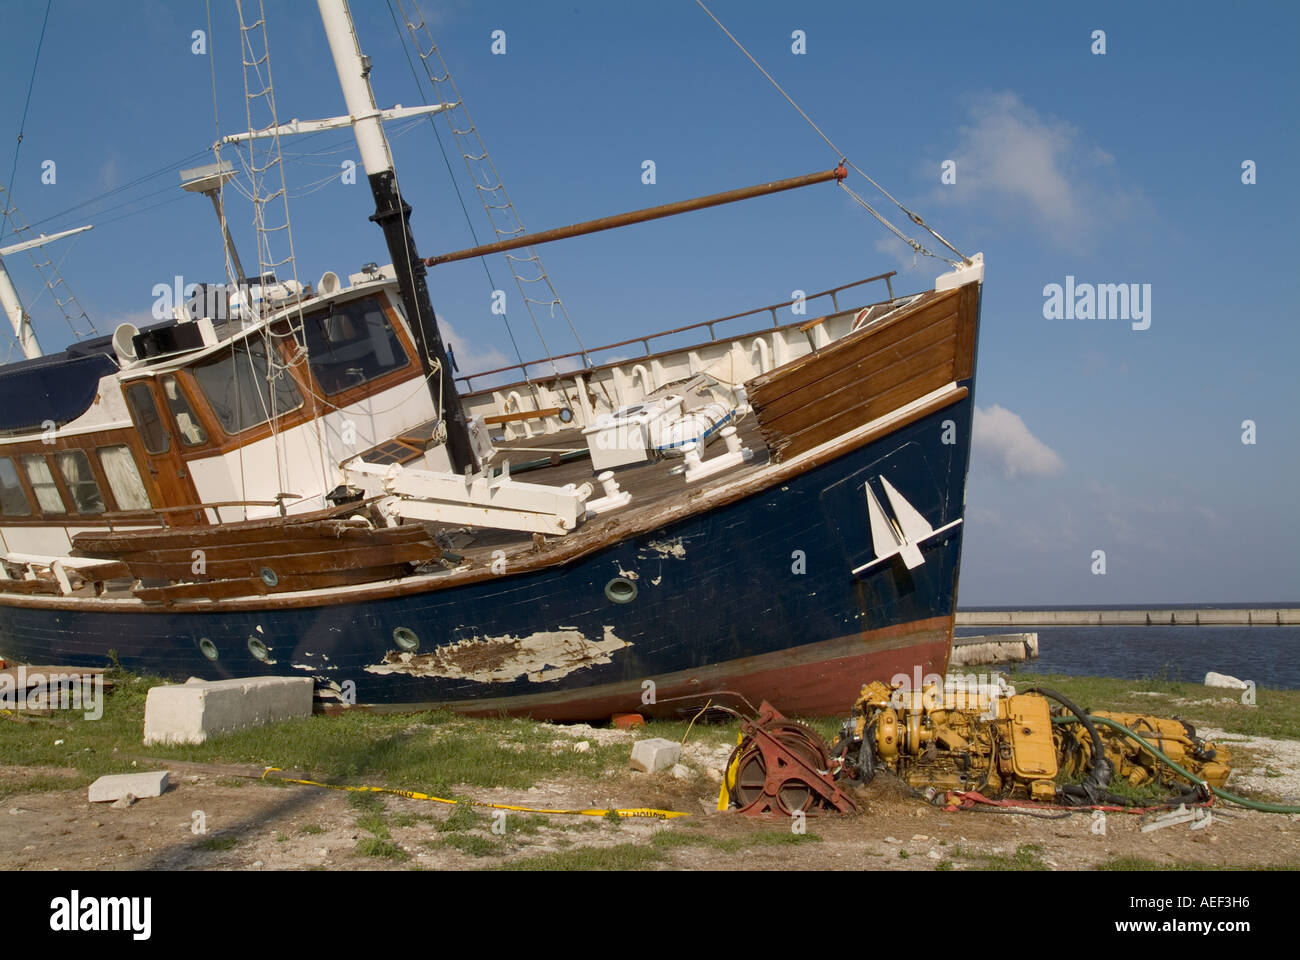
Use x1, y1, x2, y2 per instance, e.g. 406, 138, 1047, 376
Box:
121, 379, 203, 524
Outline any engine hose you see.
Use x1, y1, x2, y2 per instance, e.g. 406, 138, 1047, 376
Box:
856, 721, 877, 783
1026, 687, 1112, 798
1053, 714, 1300, 815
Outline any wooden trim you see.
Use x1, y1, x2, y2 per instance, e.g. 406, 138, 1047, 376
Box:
299, 297, 419, 412
483, 407, 564, 426
181, 296, 424, 458
953, 282, 979, 381
746, 285, 978, 462
71, 501, 381, 553
23, 452, 74, 519
0, 452, 40, 520
1, 383, 968, 614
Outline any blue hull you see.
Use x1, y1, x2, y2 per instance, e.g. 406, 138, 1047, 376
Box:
0, 390, 973, 719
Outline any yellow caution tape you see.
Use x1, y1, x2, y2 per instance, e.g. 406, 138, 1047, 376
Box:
261, 767, 688, 819
716, 730, 743, 812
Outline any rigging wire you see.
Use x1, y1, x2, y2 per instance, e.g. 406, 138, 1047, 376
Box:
1, 0, 53, 248
384, 0, 537, 398
393, 0, 602, 391
23, 147, 212, 233
693, 0, 966, 267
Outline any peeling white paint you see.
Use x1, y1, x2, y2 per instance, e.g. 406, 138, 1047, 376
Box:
365, 626, 631, 683
616, 565, 639, 581
642, 537, 686, 559
651, 575, 662, 586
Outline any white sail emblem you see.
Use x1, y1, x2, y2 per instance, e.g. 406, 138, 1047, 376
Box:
852, 477, 963, 574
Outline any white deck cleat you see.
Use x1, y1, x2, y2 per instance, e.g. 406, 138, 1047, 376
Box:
682, 426, 753, 483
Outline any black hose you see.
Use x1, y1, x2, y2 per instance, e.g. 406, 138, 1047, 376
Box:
856, 721, 877, 783
1026, 686, 1113, 804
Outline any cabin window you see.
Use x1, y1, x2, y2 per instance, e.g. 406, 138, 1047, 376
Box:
191, 336, 304, 435
123, 382, 170, 454
97, 445, 152, 511
303, 295, 410, 395
160, 374, 208, 446
0, 457, 31, 517
21, 455, 67, 515
55, 450, 106, 514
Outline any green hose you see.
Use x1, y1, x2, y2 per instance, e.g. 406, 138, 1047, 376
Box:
1053, 714, 1300, 814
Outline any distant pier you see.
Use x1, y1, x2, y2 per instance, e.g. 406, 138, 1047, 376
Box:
956, 608, 1299, 627
950, 632, 1038, 666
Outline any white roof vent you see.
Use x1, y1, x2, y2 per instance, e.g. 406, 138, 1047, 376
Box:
112, 323, 140, 365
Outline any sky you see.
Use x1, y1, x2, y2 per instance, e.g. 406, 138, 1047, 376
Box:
1, 0, 1296, 605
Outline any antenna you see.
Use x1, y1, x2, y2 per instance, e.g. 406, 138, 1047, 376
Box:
181, 160, 248, 287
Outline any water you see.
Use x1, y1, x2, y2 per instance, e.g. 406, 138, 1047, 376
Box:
954, 625, 1300, 689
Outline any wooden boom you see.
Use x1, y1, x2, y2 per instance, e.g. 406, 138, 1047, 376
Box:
424, 167, 846, 267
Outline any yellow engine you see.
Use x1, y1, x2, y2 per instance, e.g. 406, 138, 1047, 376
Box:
834, 679, 1060, 802
1058, 710, 1231, 791
832, 681, 1231, 805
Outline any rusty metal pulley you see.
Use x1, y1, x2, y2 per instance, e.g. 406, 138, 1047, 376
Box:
726, 702, 858, 817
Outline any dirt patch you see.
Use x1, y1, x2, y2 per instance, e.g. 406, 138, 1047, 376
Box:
1198, 726, 1300, 803
1, 763, 1294, 871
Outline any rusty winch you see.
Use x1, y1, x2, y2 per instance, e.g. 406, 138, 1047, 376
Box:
721, 701, 857, 816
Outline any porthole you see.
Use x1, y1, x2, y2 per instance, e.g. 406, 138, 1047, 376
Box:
393, 627, 420, 652
247, 636, 270, 661
605, 577, 638, 604
199, 637, 219, 661
259, 566, 279, 587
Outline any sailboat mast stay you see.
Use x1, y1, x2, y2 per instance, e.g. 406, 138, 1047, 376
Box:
0, 224, 93, 360
315, 0, 474, 472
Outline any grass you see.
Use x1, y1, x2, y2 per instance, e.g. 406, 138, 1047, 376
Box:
352, 797, 412, 861
193, 834, 239, 852
0, 770, 86, 802
505, 813, 550, 835
651, 827, 822, 854
436, 802, 485, 833
1004, 671, 1300, 741
952, 842, 1049, 871
355, 837, 408, 860
493, 843, 667, 871
488, 826, 822, 870
0, 672, 637, 799
439, 834, 501, 857
2, 665, 1292, 818
1097, 856, 1300, 871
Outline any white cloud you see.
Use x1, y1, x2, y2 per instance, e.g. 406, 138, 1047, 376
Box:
932, 92, 1138, 247
437, 315, 510, 378
872, 234, 926, 275
972, 404, 1065, 479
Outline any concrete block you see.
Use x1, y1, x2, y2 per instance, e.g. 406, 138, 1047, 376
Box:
89, 771, 169, 803
1204, 672, 1248, 690
143, 676, 314, 745
630, 737, 681, 773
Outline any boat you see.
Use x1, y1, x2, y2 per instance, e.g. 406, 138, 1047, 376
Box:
0, 0, 984, 720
